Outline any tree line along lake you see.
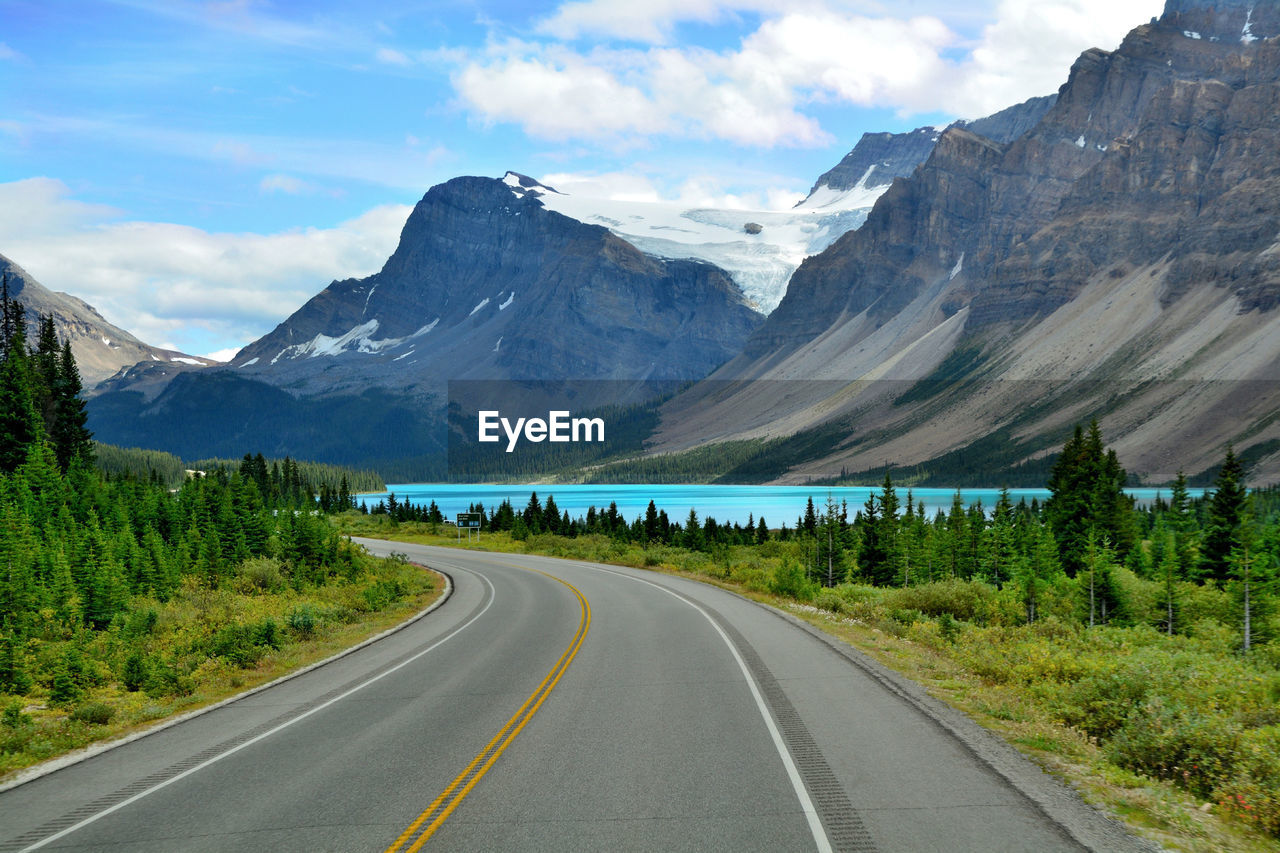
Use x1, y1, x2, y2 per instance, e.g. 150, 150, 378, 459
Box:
356, 484, 1193, 528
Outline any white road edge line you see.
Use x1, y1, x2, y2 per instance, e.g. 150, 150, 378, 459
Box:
17, 565, 494, 853
581, 562, 834, 853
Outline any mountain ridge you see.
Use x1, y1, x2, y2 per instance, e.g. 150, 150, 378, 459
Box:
0, 253, 215, 389
644, 0, 1280, 485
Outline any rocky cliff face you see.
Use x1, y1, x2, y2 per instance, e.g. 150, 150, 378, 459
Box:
0, 253, 214, 388
232, 173, 762, 394
90, 174, 764, 470
652, 0, 1280, 484
800, 95, 1057, 202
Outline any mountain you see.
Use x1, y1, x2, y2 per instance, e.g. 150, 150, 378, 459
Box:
0, 253, 215, 388
89, 174, 764, 471
645, 0, 1280, 485
799, 95, 1057, 206
230, 173, 761, 392
528, 96, 1056, 315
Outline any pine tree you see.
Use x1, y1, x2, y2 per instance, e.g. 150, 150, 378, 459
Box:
1045, 421, 1134, 576
815, 494, 848, 587
981, 488, 1018, 588
1014, 522, 1062, 623
1155, 525, 1180, 635
52, 341, 92, 470
802, 496, 817, 536
644, 500, 660, 543
0, 288, 39, 474
944, 490, 968, 578
1168, 470, 1196, 578
857, 490, 883, 583
683, 508, 703, 551
1200, 446, 1247, 585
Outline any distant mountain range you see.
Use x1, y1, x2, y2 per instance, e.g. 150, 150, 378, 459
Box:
648, 0, 1280, 485
22, 0, 1280, 484
0, 253, 215, 388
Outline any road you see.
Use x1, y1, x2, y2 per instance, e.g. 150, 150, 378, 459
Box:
0, 542, 1151, 852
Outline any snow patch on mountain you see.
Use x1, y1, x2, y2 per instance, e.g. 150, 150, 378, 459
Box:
269, 318, 427, 363
529, 171, 889, 312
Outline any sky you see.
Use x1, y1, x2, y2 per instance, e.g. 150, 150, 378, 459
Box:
0, 0, 1165, 360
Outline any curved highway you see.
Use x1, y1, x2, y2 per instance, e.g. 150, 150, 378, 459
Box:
0, 541, 1151, 852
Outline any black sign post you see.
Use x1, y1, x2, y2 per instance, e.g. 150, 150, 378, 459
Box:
456, 512, 481, 542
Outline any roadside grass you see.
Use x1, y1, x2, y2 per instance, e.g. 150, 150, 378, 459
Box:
0, 553, 443, 781
341, 517, 1280, 853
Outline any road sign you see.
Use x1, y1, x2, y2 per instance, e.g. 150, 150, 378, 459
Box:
456, 512, 481, 529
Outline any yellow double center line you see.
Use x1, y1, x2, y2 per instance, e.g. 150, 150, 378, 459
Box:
384, 568, 591, 853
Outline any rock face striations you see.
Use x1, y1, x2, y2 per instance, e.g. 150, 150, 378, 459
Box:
231, 173, 762, 393
90, 174, 763, 468
652, 0, 1280, 483
801, 95, 1057, 205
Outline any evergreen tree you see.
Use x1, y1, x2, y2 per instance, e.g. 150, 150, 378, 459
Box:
0, 314, 38, 473
1014, 522, 1062, 623
542, 494, 561, 535
944, 490, 971, 579
1045, 421, 1134, 576
814, 494, 848, 587
52, 342, 93, 471
644, 500, 660, 543
981, 488, 1018, 588
1227, 502, 1275, 652
1200, 446, 1247, 585
1168, 470, 1196, 577
857, 489, 884, 583
683, 508, 703, 551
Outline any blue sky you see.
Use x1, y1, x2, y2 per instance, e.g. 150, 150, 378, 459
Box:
0, 0, 1163, 358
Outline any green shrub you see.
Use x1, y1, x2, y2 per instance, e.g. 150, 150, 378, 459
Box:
889, 607, 924, 626
885, 579, 1000, 624
812, 590, 845, 614
769, 559, 816, 602
121, 651, 147, 692
1215, 725, 1280, 835
145, 661, 194, 698
49, 649, 88, 705
209, 619, 280, 667
287, 605, 318, 639
123, 608, 159, 638
2, 702, 30, 728
1060, 669, 1147, 737
236, 557, 285, 593
70, 701, 114, 726
360, 579, 406, 611
1108, 698, 1241, 798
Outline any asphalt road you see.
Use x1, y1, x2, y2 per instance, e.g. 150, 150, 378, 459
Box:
0, 542, 1152, 852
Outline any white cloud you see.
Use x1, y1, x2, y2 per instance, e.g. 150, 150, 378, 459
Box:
537, 0, 817, 43
941, 0, 1166, 117
455, 46, 674, 140
456, 0, 1164, 145
259, 173, 316, 194
375, 46, 412, 66
539, 169, 806, 210
201, 347, 240, 362
0, 178, 409, 354
0, 42, 24, 62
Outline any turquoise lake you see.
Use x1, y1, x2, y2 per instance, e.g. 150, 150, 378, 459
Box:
356, 484, 1186, 527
